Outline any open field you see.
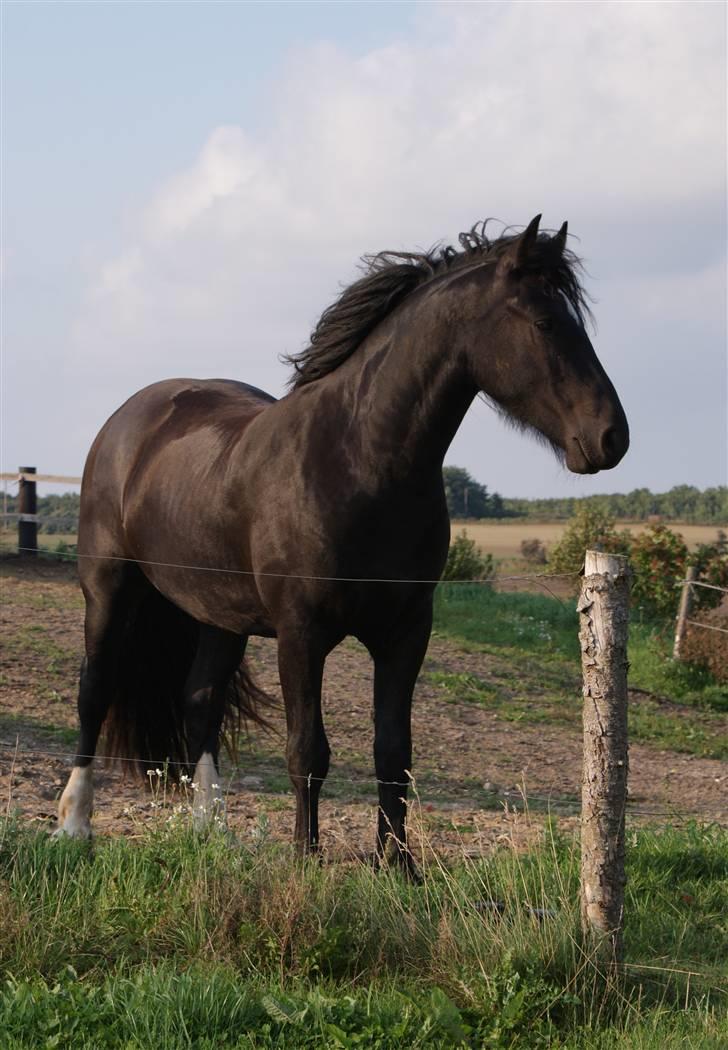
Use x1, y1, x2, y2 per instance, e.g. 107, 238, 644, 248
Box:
452, 520, 726, 561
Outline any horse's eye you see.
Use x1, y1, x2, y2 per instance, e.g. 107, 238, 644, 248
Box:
535, 318, 553, 332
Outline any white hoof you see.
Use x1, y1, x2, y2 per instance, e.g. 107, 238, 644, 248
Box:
52, 821, 92, 840
192, 753, 226, 832
56, 765, 94, 839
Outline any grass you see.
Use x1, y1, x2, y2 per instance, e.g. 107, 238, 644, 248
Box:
0, 530, 79, 555
431, 586, 728, 759
0, 817, 725, 1048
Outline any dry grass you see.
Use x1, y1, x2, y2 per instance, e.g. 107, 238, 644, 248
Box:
453, 521, 724, 562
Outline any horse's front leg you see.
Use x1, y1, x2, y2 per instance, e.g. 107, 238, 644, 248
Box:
277, 629, 330, 854
370, 603, 433, 878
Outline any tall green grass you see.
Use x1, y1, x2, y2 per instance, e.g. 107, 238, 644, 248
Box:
0, 819, 725, 1048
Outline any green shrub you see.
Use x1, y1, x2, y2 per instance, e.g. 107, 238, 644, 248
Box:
550, 513, 727, 625
520, 538, 547, 565
548, 507, 629, 578
690, 530, 728, 612
442, 531, 494, 582
629, 524, 689, 620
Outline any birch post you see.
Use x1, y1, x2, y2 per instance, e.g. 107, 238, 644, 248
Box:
673, 565, 697, 661
577, 550, 631, 970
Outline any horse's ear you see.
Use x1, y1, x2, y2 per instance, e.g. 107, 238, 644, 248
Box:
553, 221, 568, 255
496, 213, 541, 277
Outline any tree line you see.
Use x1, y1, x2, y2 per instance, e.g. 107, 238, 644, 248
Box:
502, 484, 728, 524
1, 477, 726, 531
443, 469, 726, 524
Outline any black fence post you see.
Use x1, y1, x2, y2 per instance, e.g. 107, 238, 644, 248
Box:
18, 467, 38, 556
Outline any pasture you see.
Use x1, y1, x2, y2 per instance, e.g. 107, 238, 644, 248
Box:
452, 520, 724, 563
1, 556, 727, 1047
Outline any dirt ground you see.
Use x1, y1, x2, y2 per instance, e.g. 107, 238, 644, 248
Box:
1, 558, 726, 859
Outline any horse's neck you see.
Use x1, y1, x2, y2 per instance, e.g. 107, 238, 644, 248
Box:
330, 298, 477, 486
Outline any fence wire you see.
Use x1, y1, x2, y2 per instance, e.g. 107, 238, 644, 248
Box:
677, 579, 728, 594
1, 535, 725, 829
675, 577, 728, 637
684, 619, 728, 636
2, 542, 583, 588
0, 739, 725, 829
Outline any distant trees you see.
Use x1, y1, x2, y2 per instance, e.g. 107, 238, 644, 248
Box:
502, 486, 728, 525
441, 470, 727, 524
442, 466, 505, 519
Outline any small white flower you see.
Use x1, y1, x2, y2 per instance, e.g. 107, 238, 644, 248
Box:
211, 783, 220, 790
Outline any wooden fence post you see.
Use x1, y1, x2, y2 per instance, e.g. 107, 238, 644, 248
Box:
18, 467, 38, 556
577, 550, 631, 971
673, 565, 697, 661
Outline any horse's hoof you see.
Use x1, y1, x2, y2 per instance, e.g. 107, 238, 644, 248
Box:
51, 823, 92, 840
474, 898, 506, 917
375, 849, 423, 884
401, 860, 423, 885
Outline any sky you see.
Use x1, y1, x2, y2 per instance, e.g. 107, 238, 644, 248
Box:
2, 0, 726, 501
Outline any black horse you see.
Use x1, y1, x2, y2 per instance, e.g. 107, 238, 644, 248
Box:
56, 215, 628, 869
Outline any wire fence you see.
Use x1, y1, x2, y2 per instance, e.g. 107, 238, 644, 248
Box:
1, 739, 724, 829
674, 577, 728, 637
0, 562, 725, 847
2, 542, 584, 589
679, 579, 728, 594
4, 540, 727, 632
1, 514, 80, 529
1, 492, 725, 829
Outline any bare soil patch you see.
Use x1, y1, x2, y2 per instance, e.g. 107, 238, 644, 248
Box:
1, 557, 725, 858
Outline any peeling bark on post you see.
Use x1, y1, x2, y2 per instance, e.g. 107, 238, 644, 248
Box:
577, 550, 631, 970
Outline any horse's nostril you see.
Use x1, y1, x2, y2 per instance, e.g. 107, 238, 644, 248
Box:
601, 426, 618, 458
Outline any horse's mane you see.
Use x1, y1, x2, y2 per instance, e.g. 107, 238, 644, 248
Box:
285, 220, 591, 389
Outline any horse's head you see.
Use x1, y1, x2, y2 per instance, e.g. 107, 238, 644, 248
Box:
459, 215, 629, 474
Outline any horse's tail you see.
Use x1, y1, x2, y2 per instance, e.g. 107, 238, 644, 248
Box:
100, 585, 275, 780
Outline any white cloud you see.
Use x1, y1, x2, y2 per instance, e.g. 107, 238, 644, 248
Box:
147, 126, 262, 238
69, 0, 726, 493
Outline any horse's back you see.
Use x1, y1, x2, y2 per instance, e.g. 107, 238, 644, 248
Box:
78, 378, 275, 558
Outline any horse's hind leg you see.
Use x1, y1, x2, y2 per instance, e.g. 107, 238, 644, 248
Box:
56, 563, 138, 838
182, 624, 247, 832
